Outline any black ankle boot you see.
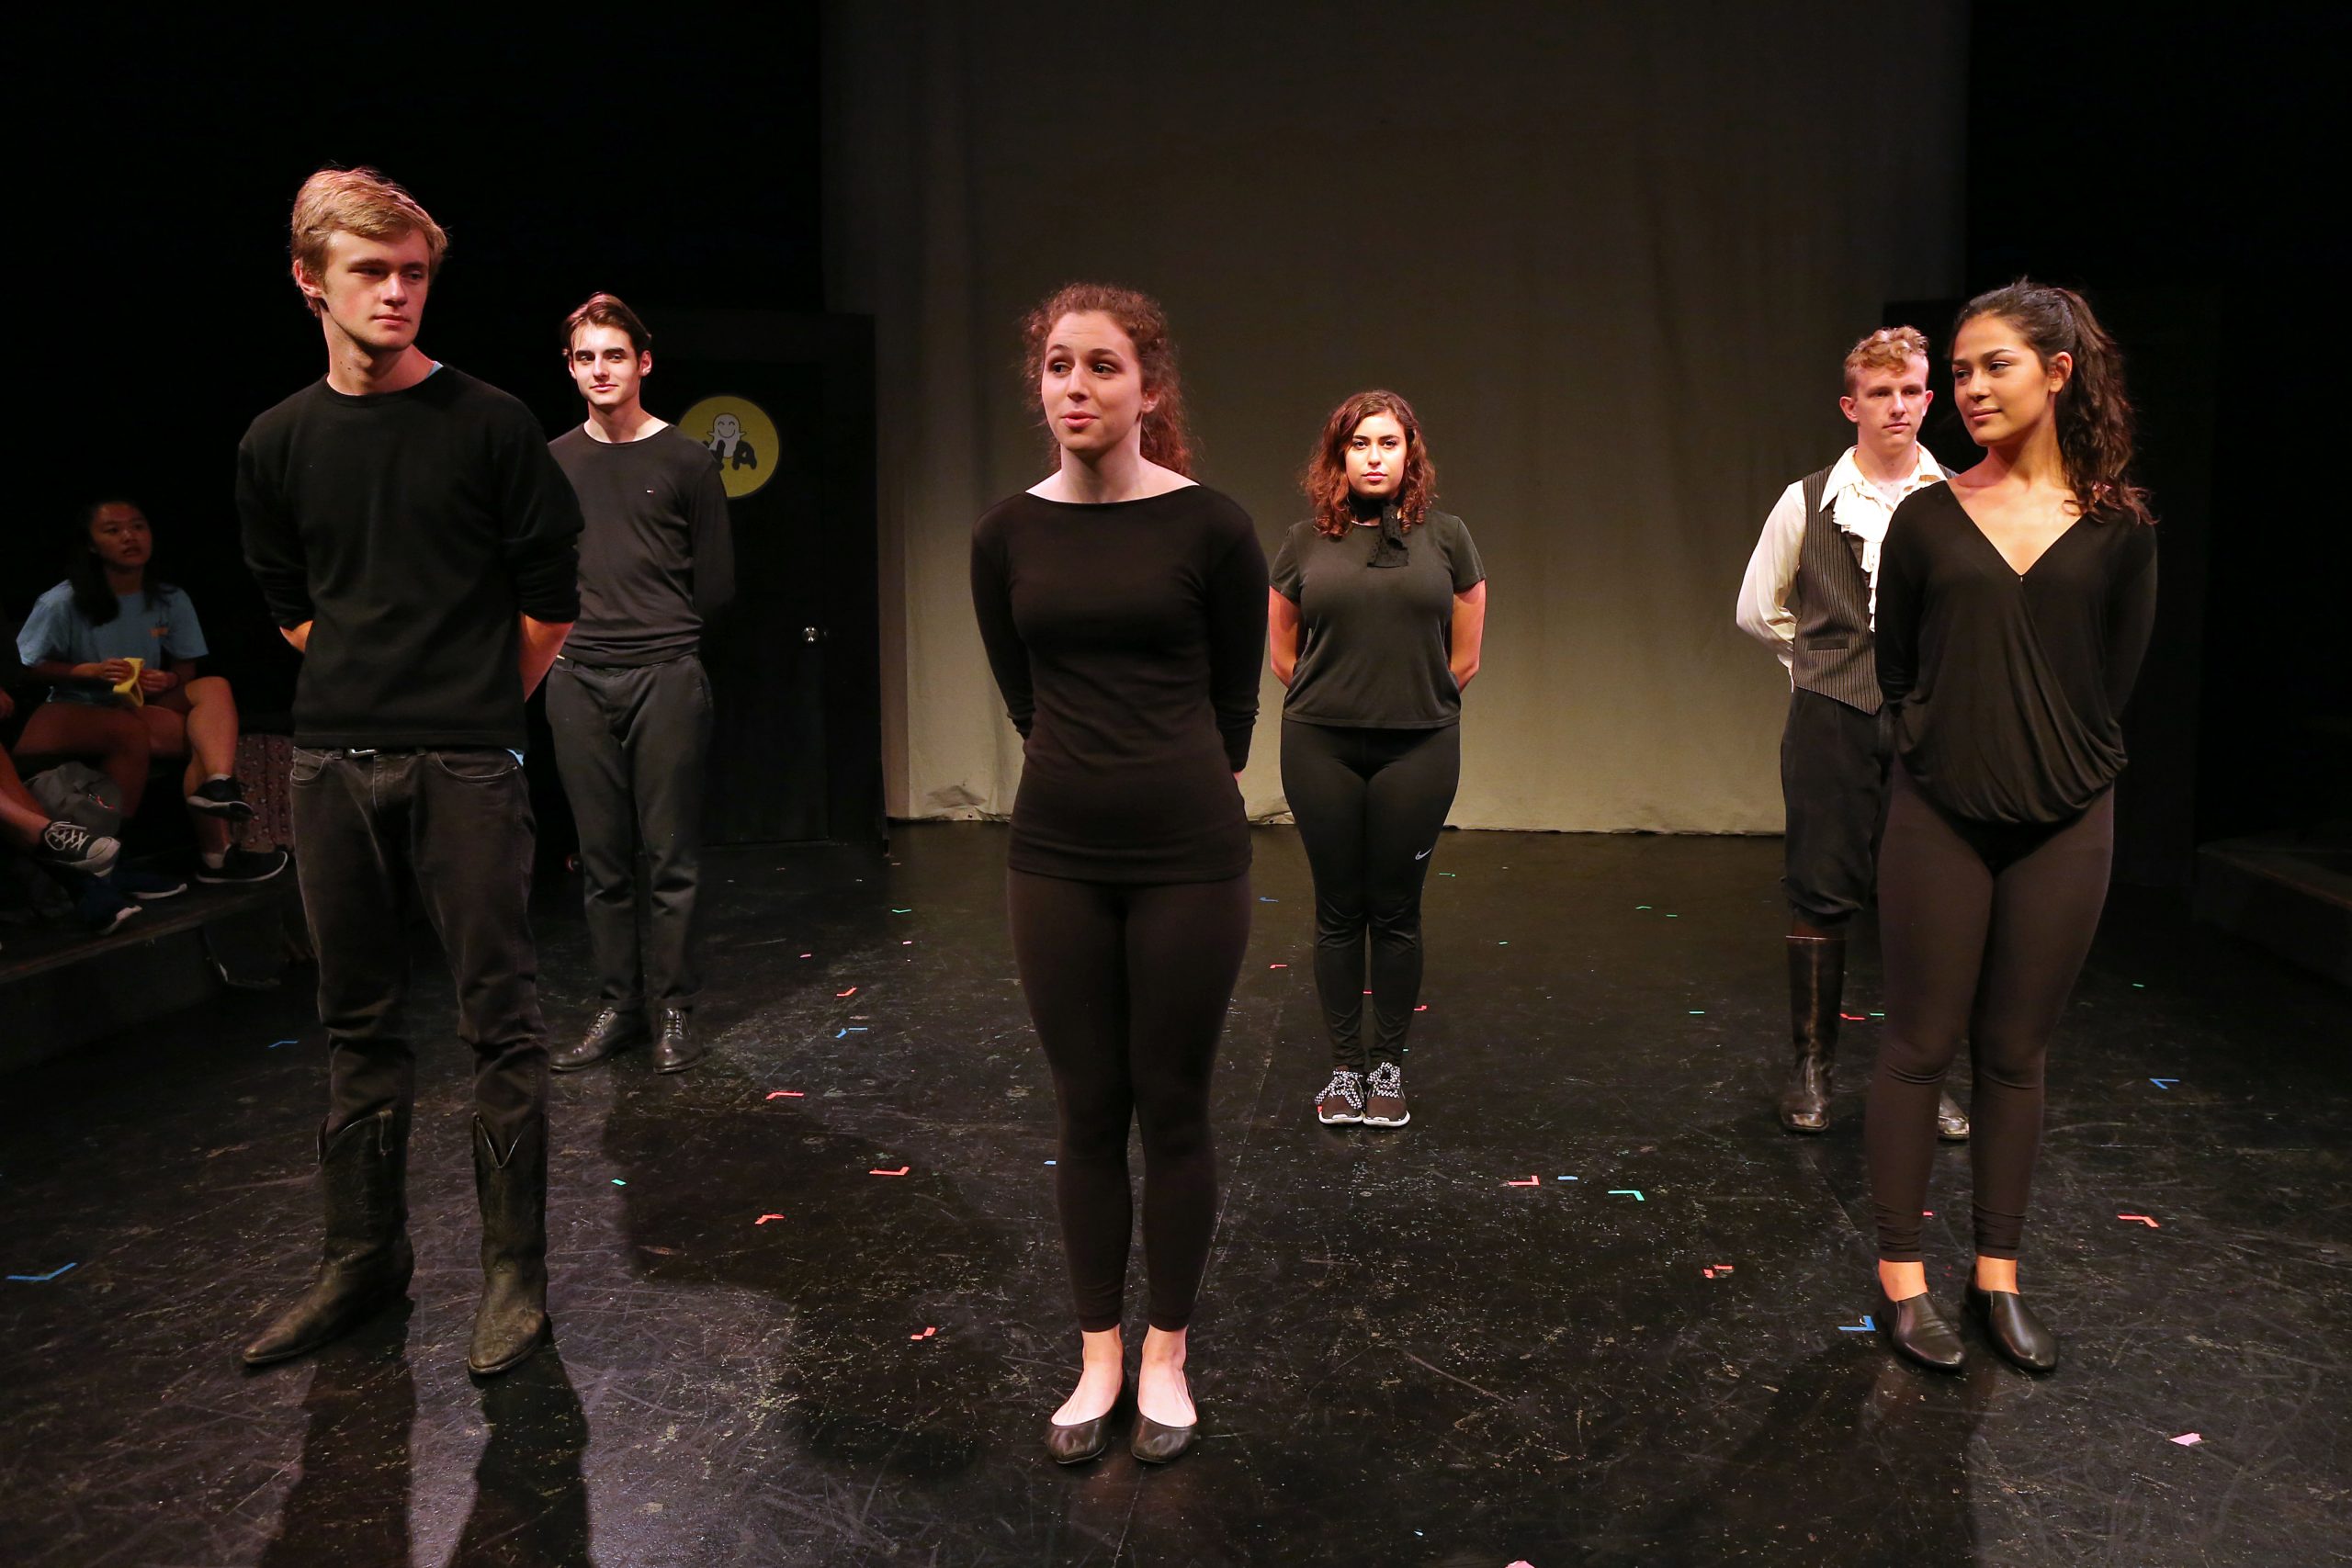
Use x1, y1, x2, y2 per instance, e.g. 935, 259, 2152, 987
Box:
242, 1107, 413, 1367
552, 1007, 645, 1072
1968, 1284, 2057, 1372
1780, 935, 1845, 1134
469, 1115, 549, 1376
1876, 1287, 1967, 1372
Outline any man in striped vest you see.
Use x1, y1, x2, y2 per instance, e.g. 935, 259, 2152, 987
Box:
1736, 326, 1970, 1141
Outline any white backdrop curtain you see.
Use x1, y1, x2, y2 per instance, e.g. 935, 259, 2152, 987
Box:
825, 1, 1966, 831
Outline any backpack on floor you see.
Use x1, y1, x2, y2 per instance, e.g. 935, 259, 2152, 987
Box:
25, 761, 125, 839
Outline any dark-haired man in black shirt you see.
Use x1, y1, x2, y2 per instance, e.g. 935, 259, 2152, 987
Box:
236, 166, 582, 1376
545, 294, 734, 1075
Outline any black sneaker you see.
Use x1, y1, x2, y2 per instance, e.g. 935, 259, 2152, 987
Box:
1315, 1069, 1366, 1125
186, 777, 256, 820
112, 867, 188, 900
1363, 1061, 1410, 1127
74, 878, 142, 932
28, 820, 120, 876
195, 846, 290, 885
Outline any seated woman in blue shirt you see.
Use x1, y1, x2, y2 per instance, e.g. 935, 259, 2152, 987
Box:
14, 498, 285, 884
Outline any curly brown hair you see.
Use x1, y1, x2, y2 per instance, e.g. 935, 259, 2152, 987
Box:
1305, 389, 1438, 538
1955, 282, 2154, 526
1020, 282, 1193, 475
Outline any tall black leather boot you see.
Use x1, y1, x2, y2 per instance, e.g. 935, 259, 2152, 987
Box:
242, 1106, 413, 1366
1780, 935, 1844, 1134
468, 1114, 550, 1377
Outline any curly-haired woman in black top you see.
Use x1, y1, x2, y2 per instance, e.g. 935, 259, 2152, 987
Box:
1270, 391, 1486, 1129
1866, 283, 2157, 1375
971, 283, 1266, 1465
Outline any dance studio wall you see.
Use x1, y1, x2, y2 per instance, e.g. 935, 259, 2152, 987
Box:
827, 2, 1967, 832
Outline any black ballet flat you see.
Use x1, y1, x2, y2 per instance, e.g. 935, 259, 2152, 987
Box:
1876, 1288, 1967, 1372
1046, 1414, 1112, 1465
1967, 1285, 2058, 1373
1130, 1411, 1195, 1464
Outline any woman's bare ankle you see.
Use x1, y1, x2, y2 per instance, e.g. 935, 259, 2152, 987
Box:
1877, 1258, 1928, 1301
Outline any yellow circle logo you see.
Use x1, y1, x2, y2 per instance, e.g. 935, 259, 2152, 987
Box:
679, 395, 779, 500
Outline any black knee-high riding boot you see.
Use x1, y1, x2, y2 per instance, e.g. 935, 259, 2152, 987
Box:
242, 1106, 413, 1366
1781, 935, 1842, 1133
468, 1114, 550, 1376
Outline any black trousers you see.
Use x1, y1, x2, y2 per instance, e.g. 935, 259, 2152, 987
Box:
1866, 766, 2114, 1261
1780, 687, 1892, 925
1280, 719, 1460, 1068
1006, 869, 1251, 1333
545, 655, 713, 1011
290, 747, 549, 1150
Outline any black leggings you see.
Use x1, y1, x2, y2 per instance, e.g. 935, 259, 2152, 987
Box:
1866, 767, 2114, 1262
1007, 869, 1252, 1332
1280, 719, 1462, 1070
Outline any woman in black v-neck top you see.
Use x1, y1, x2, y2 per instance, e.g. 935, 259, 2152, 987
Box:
1864, 283, 2158, 1378
970, 284, 1266, 1466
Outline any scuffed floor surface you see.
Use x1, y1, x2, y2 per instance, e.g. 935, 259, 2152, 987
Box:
2, 823, 2344, 1567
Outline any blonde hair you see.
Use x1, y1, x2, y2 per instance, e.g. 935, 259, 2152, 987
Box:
1843, 325, 1930, 393
288, 166, 449, 315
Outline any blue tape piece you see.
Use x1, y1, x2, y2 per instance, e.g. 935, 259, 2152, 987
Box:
1556, 1175, 1577, 1181
268, 1039, 298, 1049
7, 1263, 76, 1283
1608, 1189, 1645, 1201
2150, 1077, 2179, 1089
1838, 1316, 1875, 1333
836, 1027, 870, 1038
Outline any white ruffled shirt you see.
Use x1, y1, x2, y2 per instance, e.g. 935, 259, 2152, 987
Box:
1735, 442, 1946, 675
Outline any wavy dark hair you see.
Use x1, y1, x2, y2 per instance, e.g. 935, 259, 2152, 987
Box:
1021, 282, 1194, 475
1305, 389, 1438, 539
1955, 281, 2154, 526
69, 497, 175, 627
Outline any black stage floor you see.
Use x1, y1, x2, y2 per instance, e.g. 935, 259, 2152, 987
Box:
3, 825, 2346, 1567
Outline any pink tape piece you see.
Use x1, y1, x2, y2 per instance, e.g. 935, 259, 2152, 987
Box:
837, 987, 859, 998
800, 953, 812, 958
1702, 1264, 1734, 1278
2118, 1213, 2160, 1227
755, 1213, 786, 1225
870, 1166, 910, 1177
911, 1325, 937, 1341
1839, 1012, 1868, 1021
765, 1090, 805, 1100
1505, 1174, 1540, 1187
1269, 963, 1288, 968
1415, 1004, 1429, 1012
1509, 1561, 1536, 1567
2170, 1432, 2201, 1446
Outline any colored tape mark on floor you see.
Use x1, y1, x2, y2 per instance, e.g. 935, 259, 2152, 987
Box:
755, 1213, 785, 1225
911, 1325, 937, 1340
2170, 1432, 2201, 1446
871, 1166, 911, 1177
2150, 1077, 2179, 1089
268, 1039, 298, 1049
1505, 1174, 1540, 1187
1609, 1190, 1645, 1201
1838, 1315, 1876, 1333
836, 987, 858, 998
766, 1090, 805, 1100
2119, 1213, 2160, 1227
6, 1263, 76, 1283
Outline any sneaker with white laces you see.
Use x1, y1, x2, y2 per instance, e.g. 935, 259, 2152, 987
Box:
1363, 1061, 1410, 1127
28, 820, 120, 876
1315, 1069, 1366, 1125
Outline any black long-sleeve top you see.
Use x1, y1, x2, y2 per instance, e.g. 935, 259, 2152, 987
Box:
970, 485, 1267, 882
549, 424, 735, 665
1876, 483, 2158, 825
238, 367, 582, 750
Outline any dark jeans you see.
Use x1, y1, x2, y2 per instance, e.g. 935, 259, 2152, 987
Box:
1780, 687, 1892, 926
1280, 718, 1461, 1068
1007, 868, 1252, 1333
291, 747, 549, 1150
545, 655, 713, 1011
1866, 766, 2115, 1262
